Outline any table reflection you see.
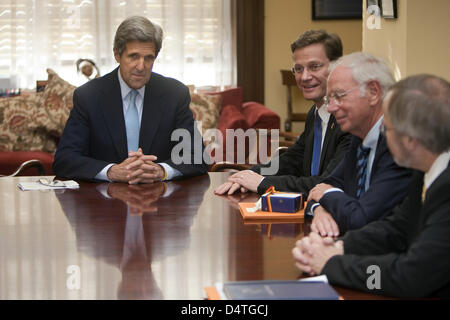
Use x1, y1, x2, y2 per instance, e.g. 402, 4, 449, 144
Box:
55, 177, 210, 299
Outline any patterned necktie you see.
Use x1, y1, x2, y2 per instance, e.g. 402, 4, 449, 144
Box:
311, 109, 322, 176
125, 90, 140, 152
356, 144, 371, 198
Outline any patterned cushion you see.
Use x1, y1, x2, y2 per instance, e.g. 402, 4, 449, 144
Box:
189, 93, 222, 136
0, 69, 75, 153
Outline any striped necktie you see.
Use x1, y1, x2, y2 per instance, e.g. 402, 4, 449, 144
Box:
311, 109, 322, 176
125, 90, 140, 152
356, 144, 371, 198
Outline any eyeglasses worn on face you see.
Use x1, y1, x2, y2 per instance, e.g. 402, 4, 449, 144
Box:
323, 86, 361, 107
291, 63, 325, 75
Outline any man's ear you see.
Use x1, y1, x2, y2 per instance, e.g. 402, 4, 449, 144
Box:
401, 134, 418, 153
114, 49, 120, 63
366, 80, 382, 106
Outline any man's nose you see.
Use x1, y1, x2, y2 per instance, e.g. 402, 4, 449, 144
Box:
301, 69, 313, 81
326, 98, 339, 113
136, 57, 145, 70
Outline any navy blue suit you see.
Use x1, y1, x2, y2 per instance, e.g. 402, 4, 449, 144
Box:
53, 68, 208, 181
306, 134, 412, 233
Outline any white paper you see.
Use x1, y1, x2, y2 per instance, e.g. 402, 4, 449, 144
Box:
17, 180, 79, 191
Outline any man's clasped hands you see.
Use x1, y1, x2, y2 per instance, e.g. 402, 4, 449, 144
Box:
107, 148, 165, 184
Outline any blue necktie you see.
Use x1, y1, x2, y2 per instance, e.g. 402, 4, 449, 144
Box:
311, 110, 322, 176
125, 90, 140, 152
356, 144, 371, 198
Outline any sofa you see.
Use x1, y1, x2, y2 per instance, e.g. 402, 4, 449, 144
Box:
0, 69, 279, 176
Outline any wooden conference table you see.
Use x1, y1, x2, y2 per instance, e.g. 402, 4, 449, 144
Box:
0, 173, 391, 300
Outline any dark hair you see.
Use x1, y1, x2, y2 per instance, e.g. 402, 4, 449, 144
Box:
290, 29, 343, 61
387, 74, 450, 154
113, 16, 163, 57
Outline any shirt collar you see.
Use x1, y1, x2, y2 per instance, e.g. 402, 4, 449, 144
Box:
362, 115, 383, 150
424, 150, 450, 189
117, 68, 145, 100
316, 103, 331, 124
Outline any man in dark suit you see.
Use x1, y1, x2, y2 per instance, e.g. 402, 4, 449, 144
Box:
293, 74, 450, 298
305, 52, 411, 237
53, 16, 207, 183
214, 30, 350, 196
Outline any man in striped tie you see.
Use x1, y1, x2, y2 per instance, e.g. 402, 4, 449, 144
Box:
305, 52, 411, 236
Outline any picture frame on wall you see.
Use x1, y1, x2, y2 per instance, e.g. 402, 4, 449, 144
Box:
381, 0, 398, 19
312, 0, 362, 20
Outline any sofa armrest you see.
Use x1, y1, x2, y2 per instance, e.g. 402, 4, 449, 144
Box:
241, 101, 280, 129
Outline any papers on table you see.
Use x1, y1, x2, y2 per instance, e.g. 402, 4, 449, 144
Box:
17, 180, 79, 191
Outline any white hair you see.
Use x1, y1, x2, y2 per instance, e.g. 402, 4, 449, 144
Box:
329, 52, 395, 98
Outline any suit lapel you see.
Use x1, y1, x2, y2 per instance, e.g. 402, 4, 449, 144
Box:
140, 74, 165, 153
99, 68, 128, 159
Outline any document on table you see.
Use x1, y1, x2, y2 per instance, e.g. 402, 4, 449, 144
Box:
17, 180, 79, 191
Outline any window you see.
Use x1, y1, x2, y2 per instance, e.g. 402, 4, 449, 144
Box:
0, 0, 235, 89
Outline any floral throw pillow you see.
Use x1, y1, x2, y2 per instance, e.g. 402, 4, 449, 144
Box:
189, 93, 222, 137
0, 69, 76, 153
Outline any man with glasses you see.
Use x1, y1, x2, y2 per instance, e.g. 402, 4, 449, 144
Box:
305, 52, 411, 237
293, 74, 450, 298
215, 30, 350, 196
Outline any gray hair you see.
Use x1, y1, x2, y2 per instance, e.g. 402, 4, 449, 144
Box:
329, 52, 395, 98
387, 74, 450, 154
113, 16, 163, 57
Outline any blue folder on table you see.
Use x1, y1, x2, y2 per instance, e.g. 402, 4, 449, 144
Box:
223, 280, 340, 300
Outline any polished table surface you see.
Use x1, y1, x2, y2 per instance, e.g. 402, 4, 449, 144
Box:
0, 173, 391, 300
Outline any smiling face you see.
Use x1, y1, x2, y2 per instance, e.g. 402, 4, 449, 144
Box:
292, 43, 330, 107
326, 66, 375, 139
115, 40, 156, 89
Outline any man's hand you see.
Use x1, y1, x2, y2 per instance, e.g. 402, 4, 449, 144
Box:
307, 183, 334, 202
127, 150, 165, 184
311, 206, 340, 237
107, 148, 164, 184
107, 154, 144, 183
227, 170, 264, 193
292, 232, 344, 275
214, 181, 248, 195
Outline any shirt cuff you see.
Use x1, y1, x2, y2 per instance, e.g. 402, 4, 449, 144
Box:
159, 163, 182, 181
95, 164, 115, 182
307, 203, 321, 216
323, 187, 344, 195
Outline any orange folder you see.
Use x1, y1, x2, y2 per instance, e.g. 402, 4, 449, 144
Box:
238, 202, 304, 222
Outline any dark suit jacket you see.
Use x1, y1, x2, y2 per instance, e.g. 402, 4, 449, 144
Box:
53, 68, 208, 181
322, 163, 450, 298
306, 134, 412, 233
253, 105, 351, 194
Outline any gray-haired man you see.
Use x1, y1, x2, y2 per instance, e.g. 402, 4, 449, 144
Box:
54, 16, 207, 183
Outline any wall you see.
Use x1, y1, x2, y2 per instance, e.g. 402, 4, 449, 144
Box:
264, 0, 362, 132
363, 0, 450, 81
